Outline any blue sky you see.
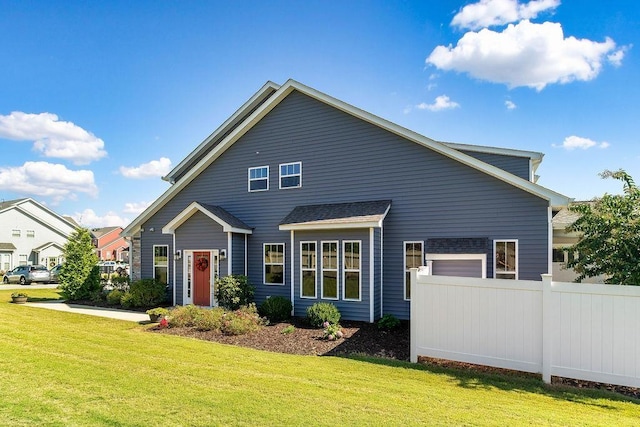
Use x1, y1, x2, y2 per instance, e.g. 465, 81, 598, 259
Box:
1, 0, 638, 227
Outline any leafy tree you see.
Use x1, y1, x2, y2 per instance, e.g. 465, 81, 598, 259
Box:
566, 170, 640, 285
59, 228, 100, 299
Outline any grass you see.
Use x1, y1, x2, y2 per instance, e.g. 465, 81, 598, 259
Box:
1, 288, 639, 426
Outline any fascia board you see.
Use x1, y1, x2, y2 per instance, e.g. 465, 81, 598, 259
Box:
442, 141, 544, 162
162, 202, 252, 235
279, 220, 382, 231
14, 204, 74, 239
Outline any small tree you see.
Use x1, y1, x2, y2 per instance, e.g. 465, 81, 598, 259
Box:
214, 275, 254, 310
59, 228, 100, 299
567, 170, 640, 285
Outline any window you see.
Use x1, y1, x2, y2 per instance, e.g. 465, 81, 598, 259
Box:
186, 253, 192, 299
322, 241, 339, 299
153, 245, 168, 284
19, 254, 27, 265
404, 241, 423, 300
552, 248, 565, 263
12, 229, 20, 237
343, 241, 361, 300
264, 243, 284, 285
279, 162, 302, 189
300, 242, 316, 298
494, 240, 517, 279
26, 230, 35, 238
248, 166, 269, 192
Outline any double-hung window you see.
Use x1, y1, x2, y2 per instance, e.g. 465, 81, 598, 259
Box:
248, 166, 269, 192
279, 162, 301, 189
300, 242, 316, 298
264, 243, 284, 285
153, 245, 168, 284
343, 241, 361, 300
322, 241, 338, 299
12, 229, 20, 237
494, 240, 518, 279
26, 230, 35, 238
404, 241, 423, 300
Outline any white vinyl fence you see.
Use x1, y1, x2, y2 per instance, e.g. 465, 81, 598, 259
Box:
410, 270, 640, 388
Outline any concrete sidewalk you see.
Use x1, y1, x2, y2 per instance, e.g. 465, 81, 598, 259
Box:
1, 284, 59, 290
25, 300, 150, 323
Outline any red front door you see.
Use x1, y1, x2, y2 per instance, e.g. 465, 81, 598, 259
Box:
193, 252, 210, 306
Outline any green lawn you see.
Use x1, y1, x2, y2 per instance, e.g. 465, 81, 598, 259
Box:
1, 289, 639, 426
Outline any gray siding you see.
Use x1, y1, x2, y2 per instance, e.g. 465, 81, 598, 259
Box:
458, 150, 531, 181
231, 233, 246, 275
141, 90, 550, 320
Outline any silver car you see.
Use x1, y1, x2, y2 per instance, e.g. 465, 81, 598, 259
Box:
3, 265, 50, 285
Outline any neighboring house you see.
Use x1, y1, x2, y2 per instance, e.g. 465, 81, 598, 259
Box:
91, 226, 129, 262
122, 79, 571, 322
0, 198, 78, 271
551, 203, 606, 283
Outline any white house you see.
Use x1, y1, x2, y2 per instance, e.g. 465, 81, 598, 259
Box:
0, 198, 78, 271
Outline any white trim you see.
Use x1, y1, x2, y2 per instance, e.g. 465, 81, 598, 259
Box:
320, 241, 339, 300
161, 201, 252, 234
300, 241, 317, 299
227, 233, 232, 275
248, 165, 269, 192
290, 232, 295, 314
380, 226, 384, 318
342, 240, 362, 301
263, 242, 285, 286
547, 207, 553, 275
123, 79, 570, 237
404, 241, 424, 300
181, 249, 218, 306
279, 220, 384, 231
425, 253, 487, 279
493, 240, 518, 279
171, 233, 176, 304
244, 234, 248, 276
279, 161, 302, 190
369, 228, 374, 323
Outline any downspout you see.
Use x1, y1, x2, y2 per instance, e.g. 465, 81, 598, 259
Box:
369, 227, 374, 323
290, 231, 295, 316
244, 234, 248, 276
171, 231, 176, 306
380, 225, 384, 319
227, 232, 232, 275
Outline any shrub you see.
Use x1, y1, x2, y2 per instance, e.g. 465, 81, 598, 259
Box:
168, 305, 203, 328
110, 275, 130, 291
58, 228, 99, 300
221, 304, 263, 335
377, 313, 401, 330
194, 307, 225, 331
120, 292, 135, 309
215, 275, 255, 310
126, 278, 166, 308
322, 321, 344, 340
258, 296, 292, 322
107, 289, 124, 305
281, 325, 295, 335
306, 302, 341, 327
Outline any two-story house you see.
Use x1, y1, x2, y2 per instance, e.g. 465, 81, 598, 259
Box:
122, 79, 571, 322
91, 226, 129, 262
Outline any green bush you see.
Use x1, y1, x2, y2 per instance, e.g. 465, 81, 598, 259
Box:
306, 302, 341, 328
120, 292, 135, 309
168, 305, 203, 328
106, 289, 124, 305
214, 275, 255, 310
125, 278, 166, 308
258, 296, 292, 322
377, 314, 401, 330
194, 307, 225, 331
110, 275, 130, 291
221, 304, 263, 335
58, 228, 100, 300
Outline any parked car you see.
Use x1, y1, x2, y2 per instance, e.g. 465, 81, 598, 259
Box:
98, 261, 129, 276
3, 265, 51, 285
49, 264, 63, 284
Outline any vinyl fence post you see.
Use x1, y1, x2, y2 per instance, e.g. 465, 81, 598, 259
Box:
410, 267, 418, 363
541, 273, 553, 384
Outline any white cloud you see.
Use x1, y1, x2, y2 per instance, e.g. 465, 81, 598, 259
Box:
119, 157, 172, 179
0, 161, 97, 203
0, 112, 107, 165
427, 20, 619, 90
555, 135, 610, 150
505, 100, 517, 109
416, 95, 460, 112
71, 208, 130, 228
452, 0, 560, 30
123, 201, 152, 215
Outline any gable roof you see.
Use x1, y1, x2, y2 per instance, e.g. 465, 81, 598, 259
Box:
0, 198, 80, 236
123, 79, 571, 237
91, 226, 123, 239
280, 200, 391, 231
162, 202, 253, 235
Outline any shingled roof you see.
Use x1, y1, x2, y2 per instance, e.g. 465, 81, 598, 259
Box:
279, 200, 391, 230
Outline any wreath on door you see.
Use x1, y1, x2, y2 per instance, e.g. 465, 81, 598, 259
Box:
196, 257, 209, 272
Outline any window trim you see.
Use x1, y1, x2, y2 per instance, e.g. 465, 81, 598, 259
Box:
248, 165, 269, 192
493, 239, 518, 279
279, 161, 302, 189
263, 243, 285, 286
403, 241, 423, 301
153, 245, 169, 284
321, 240, 339, 300
342, 240, 361, 301
300, 241, 317, 299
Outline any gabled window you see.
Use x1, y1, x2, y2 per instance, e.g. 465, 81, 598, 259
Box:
153, 245, 169, 284
343, 241, 361, 301
264, 243, 284, 285
248, 166, 269, 192
279, 162, 302, 189
494, 240, 518, 279
300, 242, 316, 298
26, 230, 35, 238
404, 241, 423, 300
12, 229, 20, 237
322, 241, 339, 300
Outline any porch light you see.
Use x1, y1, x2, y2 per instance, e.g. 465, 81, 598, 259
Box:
220, 249, 227, 260
174, 250, 182, 260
